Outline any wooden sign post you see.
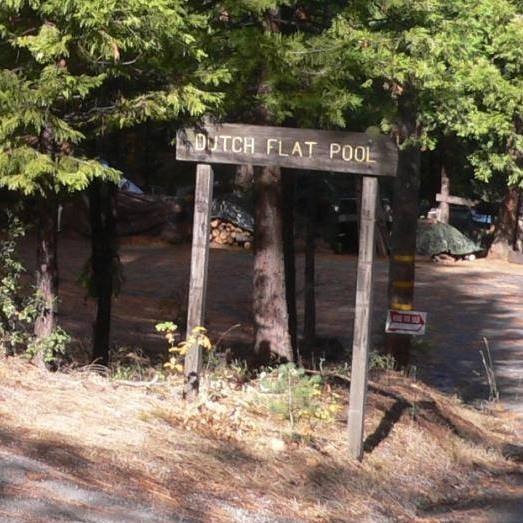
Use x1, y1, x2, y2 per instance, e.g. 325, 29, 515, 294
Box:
347, 176, 378, 460
184, 163, 213, 399
176, 123, 398, 459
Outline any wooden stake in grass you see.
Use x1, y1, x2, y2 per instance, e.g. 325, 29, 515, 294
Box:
184, 164, 214, 400
348, 176, 378, 460
480, 337, 499, 402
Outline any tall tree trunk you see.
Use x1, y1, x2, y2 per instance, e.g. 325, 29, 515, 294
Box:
234, 164, 254, 192
252, 7, 293, 363
34, 198, 59, 367
89, 179, 116, 366
253, 165, 293, 362
489, 186, 520, 260
303, 177, 316, 358
439, 162, 450, 224
386, 99, 421, 369
282, 170, 297, 359
34, 125, 59, 367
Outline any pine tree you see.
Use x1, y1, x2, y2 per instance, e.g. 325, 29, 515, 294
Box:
0, 0, 227, 363
293, 0, 522, 365
201, 1, 355, 363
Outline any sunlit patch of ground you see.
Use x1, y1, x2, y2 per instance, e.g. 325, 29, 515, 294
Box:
0, 358, 521, 522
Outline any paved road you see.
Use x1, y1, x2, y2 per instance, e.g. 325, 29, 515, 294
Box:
0, 449, 298, 523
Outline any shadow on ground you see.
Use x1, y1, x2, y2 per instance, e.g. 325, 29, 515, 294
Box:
18, 235, 523, 417
0, 426, 299, 523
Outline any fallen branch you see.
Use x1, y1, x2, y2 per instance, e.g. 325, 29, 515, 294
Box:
112, 375, 160, 388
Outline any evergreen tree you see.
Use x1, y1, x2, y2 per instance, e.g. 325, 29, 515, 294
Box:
0, 0, 227, 363
292, 0, 522, 365
200, 1, 353, 363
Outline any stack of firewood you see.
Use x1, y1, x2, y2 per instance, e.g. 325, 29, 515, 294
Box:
209, 218, 253, 249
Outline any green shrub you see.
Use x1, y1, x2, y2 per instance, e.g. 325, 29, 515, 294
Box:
156, 322, 213, 374
25, 326, 70, 365
259, 363, 341, 430
0, 212, 71, 366
0, 213, 40, 356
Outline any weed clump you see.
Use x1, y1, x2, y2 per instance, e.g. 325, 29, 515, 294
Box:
259, 363, 342, 431
0, 212, 69, 365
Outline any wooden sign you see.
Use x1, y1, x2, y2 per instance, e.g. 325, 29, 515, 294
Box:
177, 123, 398, 177
179, 121, 400, 463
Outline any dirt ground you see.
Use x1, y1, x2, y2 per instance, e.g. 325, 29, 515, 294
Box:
19, 232, 523, 422
5, 233, 523, 522
0, 355, 522, 523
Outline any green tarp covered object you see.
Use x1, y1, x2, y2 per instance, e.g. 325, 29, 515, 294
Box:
416, 220, 481, 257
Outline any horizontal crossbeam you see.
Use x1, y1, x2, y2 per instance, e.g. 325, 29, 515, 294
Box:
436, 193, 478, 207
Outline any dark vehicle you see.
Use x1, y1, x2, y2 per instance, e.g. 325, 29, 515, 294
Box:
330, 196, 392, 254
446, 202, 497, 247
449, 204, 475, 235
330, 197, 359, 253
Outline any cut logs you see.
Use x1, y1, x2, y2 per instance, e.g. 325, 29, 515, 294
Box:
209, 218, 253, 249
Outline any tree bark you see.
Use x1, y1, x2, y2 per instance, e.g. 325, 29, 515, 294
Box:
34, 198, 59, 367
252, 6, 293, 363
89, 180, 116, 366
34, 124, 59, 367
386, 99, 421, 369
234, 164, 254, 192
303, 176, 316, 357
282, 170, 298, 359
489, 186, 521, 260
253, 165, 293, 362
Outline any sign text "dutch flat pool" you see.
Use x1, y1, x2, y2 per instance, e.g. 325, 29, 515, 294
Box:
176, 123, 398, 177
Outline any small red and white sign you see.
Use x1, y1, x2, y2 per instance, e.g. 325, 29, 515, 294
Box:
385, 310, 427, 335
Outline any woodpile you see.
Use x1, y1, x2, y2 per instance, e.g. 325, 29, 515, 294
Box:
209, 218, 253, 249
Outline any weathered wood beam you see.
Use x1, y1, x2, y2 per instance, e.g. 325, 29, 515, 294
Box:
184, 163, 214, 400
347, 176, 378, 460
436, 193, 478, 207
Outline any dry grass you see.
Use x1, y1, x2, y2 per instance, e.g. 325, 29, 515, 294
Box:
0, 358, 521, 522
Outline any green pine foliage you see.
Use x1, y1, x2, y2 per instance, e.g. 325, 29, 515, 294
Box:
0, 211, 70, 363
201, 2, 349, 126
300, 0, 522, 184
1, 1, 519, 189
259, 363, 341, 429
0, 213, 40, 356
0, 0, 229, 196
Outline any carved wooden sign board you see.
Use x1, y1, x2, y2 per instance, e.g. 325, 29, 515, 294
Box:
176, 123, 398, 176
177, 122, 399, 462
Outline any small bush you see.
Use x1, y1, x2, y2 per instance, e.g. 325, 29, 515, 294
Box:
368, 351, 395, 371
259, 363, 341, 431
0, 213, 40, 356
25, 326, 70, 366
109, 346, 158, 381
156, 322, 213, 374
